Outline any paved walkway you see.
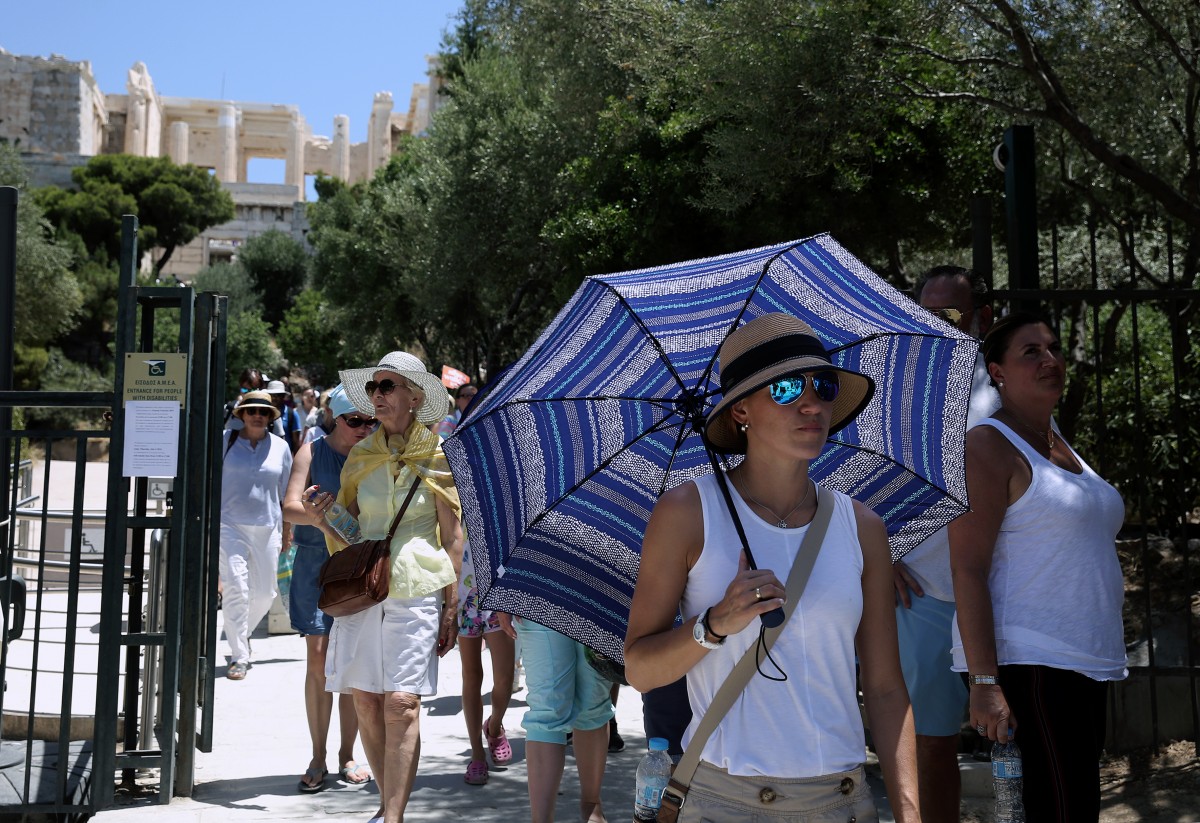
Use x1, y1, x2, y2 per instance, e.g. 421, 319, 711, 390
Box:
90, 624, 909, 822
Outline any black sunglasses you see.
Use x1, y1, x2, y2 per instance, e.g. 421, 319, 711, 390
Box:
364, 379, 402, 396
340, 415, 373, 428
241, 406, 273, 417
767, 372, 840, 405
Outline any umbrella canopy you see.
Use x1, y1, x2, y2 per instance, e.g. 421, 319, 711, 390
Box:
443, 234, 977, 661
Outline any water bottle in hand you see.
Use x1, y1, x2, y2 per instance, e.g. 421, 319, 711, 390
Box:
992, 736, 1026, 823
633, 737, 672, 821
311, 488, 361, 544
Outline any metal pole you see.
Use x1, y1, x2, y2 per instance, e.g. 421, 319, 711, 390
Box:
1003, 125, 1040, 310
970, 196, 994, 294
1, 186, 17, 578
0, 187, 17, 697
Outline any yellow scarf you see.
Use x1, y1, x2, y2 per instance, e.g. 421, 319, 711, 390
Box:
329, 422, 460, 553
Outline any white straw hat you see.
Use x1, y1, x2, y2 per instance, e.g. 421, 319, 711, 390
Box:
339, 352, 450, 426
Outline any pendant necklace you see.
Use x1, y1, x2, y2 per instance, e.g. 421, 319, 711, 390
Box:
1006, 411, 1056, 451
735, 475, 813, 528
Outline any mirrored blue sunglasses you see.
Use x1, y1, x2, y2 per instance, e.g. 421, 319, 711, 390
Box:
768, 372, 840, 405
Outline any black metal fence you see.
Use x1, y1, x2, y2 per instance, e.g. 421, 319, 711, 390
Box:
994, 217, 1199, 754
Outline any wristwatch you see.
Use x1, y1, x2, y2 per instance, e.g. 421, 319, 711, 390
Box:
969, 674, 999, 686
692, 607, 726, 650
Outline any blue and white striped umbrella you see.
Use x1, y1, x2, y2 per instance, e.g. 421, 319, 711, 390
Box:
443, 234, 977, 661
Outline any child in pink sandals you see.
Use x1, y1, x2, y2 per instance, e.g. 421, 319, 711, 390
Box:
457, 539, 516, 784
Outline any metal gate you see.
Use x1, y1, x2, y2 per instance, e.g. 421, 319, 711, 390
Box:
1, 191, 228, 818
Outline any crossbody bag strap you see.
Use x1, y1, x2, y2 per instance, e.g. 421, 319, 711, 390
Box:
383, 477, 423, 542
663, 484, 836, 811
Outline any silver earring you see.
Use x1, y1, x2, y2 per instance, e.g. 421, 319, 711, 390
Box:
739, 422, 749, 433
998, 382, 1004, 390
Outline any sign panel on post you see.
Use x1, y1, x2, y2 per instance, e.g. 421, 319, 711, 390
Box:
122, 353, 187, 478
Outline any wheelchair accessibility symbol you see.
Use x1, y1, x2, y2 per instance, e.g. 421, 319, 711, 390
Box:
144, 359, 167, 376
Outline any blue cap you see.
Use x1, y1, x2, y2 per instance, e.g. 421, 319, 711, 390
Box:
648, 737, 668, 751
327, 384, 357, 419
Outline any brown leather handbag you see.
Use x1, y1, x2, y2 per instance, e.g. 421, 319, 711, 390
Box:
317, 478, 421, 618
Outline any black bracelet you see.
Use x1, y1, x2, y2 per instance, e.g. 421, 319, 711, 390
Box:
702, 610, 727, 640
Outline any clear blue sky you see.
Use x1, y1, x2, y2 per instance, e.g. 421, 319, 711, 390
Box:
4, 0, 465, 187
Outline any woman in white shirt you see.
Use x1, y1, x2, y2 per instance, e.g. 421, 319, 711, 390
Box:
219, 390, 293, 680
951, 313, 1126, 821
625, 313, 919, 823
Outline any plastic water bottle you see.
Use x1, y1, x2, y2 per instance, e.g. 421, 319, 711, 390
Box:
992, 737, 1026, 823
310, 488, 361, 544
633, 737, 672, 821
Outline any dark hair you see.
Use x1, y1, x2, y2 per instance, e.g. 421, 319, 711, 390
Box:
981, 312, 1055, 386
913, 265, 991, 307
238, 367, 263, 388
456, 384, 478, 398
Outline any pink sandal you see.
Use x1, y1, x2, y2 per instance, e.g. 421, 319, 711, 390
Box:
484, 716, 513, 765
464, 758, 488, 785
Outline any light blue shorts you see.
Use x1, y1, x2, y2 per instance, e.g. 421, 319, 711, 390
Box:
895, 594, 968, 737
516, 619, 614, 744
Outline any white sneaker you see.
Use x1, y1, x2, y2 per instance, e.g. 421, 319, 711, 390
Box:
512, 662, 524, 693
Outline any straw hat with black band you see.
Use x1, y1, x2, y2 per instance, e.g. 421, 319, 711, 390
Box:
703, 313, 875, 454
233, 390, 282, 422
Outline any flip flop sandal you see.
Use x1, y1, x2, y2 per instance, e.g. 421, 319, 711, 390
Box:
484, 716, 512, 766
297, 767, 327, 793
226, 661, 249, 681
464, 758, 488, 785
339, 762, 372, 784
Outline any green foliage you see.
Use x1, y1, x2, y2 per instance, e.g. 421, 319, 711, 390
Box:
34, 154, 234, 273
277, 289, 340, 386
0, 144, 83, 355
236, 229, 311, 331
188, 263, 280, 396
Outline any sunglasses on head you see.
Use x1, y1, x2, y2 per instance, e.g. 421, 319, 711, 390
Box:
933, 307, 973, 325
768, 372, 840, 405
364, 379, 402, 396
341, 415, 373, 428
241, 406, 272, 417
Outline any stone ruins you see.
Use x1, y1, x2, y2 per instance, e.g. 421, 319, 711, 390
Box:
0, 48, 444, 277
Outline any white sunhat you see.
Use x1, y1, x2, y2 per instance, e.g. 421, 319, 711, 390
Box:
339, 351, 450, 426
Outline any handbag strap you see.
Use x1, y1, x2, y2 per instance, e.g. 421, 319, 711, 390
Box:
383, 478, 423, 541
665, 484, 835, 801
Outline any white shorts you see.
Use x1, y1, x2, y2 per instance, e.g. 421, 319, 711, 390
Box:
325, 594, 441, 695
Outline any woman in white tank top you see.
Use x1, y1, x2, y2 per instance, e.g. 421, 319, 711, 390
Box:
950, 313, 1126, 822
625, 314, 920, 823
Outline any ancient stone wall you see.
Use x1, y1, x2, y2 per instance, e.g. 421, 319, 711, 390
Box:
0, 50, 106, 155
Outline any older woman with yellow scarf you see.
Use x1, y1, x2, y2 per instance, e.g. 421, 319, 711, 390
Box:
313, 351, 461, 823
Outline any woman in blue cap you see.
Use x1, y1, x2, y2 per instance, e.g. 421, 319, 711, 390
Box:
283, 385, 376, 793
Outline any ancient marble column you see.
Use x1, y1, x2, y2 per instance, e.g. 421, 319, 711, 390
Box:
285, 114, 306, 196
168, 121, 189, 165
333, 115, 350, 182
367, 92, 393, 173
124, 86, 147, 156
217, 102, 238, 182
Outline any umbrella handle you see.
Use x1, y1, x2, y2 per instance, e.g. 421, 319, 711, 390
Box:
706, 453, 786, 630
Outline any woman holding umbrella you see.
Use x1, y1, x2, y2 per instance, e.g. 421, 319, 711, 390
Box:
950, 314, 1126, 820
317, 352, 462, 823
625, 313, 920, 822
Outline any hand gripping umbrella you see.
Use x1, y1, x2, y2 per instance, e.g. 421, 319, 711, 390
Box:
443, 234, 977, 662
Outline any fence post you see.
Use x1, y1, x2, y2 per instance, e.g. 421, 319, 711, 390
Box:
1003, 125, 1040, 310
0, 187, 16, 562
970, 195, 993, 291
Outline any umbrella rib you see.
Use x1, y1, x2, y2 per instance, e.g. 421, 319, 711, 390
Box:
519, 413, 689, 541
697, 244, 802, 390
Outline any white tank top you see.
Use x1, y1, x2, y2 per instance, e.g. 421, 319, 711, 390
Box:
951, 420, 1127, 681
682, 474, 866, 777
